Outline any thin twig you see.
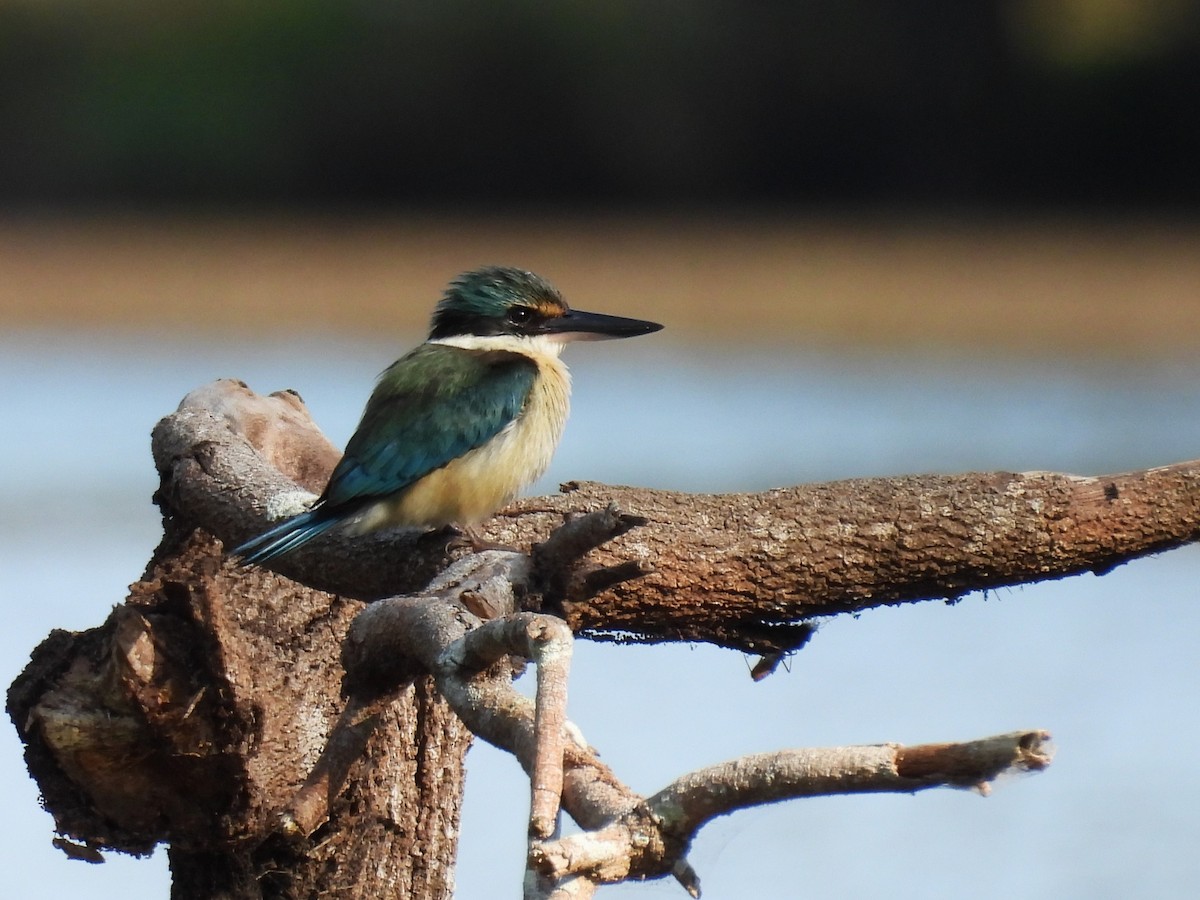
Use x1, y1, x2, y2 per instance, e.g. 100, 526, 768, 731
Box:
527, 618, 573, 839
531, 730, 1054, 887
436, 612, 575, 839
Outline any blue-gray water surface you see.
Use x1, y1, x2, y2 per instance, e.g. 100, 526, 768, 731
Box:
3, 331, 1198, 899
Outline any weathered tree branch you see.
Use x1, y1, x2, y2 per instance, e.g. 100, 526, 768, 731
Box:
156, 379, 1200, 652
529, 729, 1053, 895
337, 556, 1052, 896
335, 550, 577, 842
341, 557, 642, 835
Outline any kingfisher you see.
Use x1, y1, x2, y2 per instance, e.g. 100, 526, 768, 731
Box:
234, 266, 662, 564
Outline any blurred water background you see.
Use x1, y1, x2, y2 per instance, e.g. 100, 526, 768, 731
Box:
3, 1, 1200, 898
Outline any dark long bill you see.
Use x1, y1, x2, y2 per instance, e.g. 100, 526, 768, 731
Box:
541, 308, 664, 342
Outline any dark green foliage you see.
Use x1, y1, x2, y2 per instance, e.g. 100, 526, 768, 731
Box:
2, 1, 1198, 207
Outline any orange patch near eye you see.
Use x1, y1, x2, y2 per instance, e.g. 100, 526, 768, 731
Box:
534, 299, 568, 318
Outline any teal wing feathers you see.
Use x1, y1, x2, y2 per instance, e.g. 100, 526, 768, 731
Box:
234, 345, 537, 565
321, 344, 538, 508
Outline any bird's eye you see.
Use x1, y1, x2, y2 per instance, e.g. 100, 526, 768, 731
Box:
507, 307, 535, 326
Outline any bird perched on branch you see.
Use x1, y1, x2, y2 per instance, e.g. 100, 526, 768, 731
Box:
234, 266, 662, 564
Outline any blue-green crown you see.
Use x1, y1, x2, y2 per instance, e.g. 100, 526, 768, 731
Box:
430, 266, 564, 339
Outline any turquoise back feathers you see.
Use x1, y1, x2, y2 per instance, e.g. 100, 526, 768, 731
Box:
326, 345, 537, 509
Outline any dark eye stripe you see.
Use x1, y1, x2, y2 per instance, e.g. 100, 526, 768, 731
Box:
507, 307, 536, 324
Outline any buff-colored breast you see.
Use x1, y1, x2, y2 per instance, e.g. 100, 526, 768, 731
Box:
355, 351, 571, 530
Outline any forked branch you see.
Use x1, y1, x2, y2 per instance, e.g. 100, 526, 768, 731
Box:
320, 549, 1054, 896
529, 729, 1052, 897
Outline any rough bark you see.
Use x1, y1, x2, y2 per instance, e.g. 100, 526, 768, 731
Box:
155, 380, 1200, 654
7, 379, 1197, 897
9, 524, 469, 900
336, 569, 1053, 898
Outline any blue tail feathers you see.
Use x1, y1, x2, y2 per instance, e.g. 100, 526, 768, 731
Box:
232, 509, 343, 565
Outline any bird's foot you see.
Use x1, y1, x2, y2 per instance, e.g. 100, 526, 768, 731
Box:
465, 525, 524, 553
444, 525, 522, 554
